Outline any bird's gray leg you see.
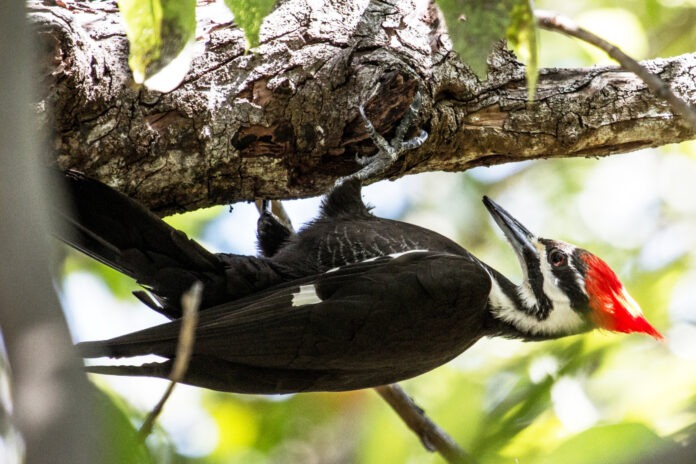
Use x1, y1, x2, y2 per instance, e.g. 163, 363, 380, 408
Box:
345, 91, 428, 183
392, 91, 424, 148
261, 199, 271, 215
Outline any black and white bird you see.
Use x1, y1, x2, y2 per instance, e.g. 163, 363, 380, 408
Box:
60, 175, 661, 394
59, 95, 661, 394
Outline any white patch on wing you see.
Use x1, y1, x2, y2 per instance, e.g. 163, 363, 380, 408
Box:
291, 284, 322, 307
324, 249, 430, 274
387, 249, 429, 259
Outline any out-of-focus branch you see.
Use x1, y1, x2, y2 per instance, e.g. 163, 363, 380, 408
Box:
0, 2, 102, 463
138, 282, 202, 440
536, 10, 696, 128
375, 384, 477, 464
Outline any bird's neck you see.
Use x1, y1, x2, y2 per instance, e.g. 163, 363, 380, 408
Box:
484, 267, 587, 340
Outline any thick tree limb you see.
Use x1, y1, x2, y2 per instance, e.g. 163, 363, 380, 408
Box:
536, 10, 696, 128
30, 0, 696, 214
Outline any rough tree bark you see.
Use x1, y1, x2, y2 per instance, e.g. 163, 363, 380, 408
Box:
30, 0, 696, 215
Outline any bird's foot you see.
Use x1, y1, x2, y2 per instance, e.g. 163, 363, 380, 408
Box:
343, 91, 428, 183
256, 200, 295, 258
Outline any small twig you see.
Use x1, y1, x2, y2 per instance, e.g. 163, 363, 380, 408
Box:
536, 10, 696, 128
375, 384, 477, 464
138, 282, 202, 440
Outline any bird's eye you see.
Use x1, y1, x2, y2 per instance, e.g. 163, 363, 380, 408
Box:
548, 248, 567, 268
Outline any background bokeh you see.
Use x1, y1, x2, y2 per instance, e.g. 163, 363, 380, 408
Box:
57, 0, 696, 462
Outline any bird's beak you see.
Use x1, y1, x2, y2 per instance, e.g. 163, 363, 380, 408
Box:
483, 196, 538, 260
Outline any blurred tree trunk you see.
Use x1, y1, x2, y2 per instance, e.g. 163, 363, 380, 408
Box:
30, 0, 696, 215
0, 1, 102, 463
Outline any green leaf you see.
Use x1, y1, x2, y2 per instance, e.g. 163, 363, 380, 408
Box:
118, 0, 196, 91
436, 0, 538, 92
538, 423, 670, 464
508, 1, 539, 100
224, 0, 277, 49
92, 387, 154, 464
62, 251, 138, 301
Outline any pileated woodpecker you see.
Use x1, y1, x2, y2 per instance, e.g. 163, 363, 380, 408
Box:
60, 96, 661, 394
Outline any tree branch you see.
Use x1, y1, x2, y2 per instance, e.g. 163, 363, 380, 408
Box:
375, 384, 476, 464
29, 0, 696, 214
138, 282, 201, 440
536, 10, 696, 128
0, 1, 101, 462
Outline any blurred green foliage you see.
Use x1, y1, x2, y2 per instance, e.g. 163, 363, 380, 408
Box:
92, 387, 154, 464
436, 0, 538, 83
224, 0, 277, 49
63, 0, 696, 463
118, 0, 196, 87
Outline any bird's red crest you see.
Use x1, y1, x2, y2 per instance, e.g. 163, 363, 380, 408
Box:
581, 253, 663, 340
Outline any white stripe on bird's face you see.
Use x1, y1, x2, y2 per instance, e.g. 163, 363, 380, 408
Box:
486, 241, 589, 337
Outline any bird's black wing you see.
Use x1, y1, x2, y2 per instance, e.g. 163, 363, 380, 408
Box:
78, 251, 492, 393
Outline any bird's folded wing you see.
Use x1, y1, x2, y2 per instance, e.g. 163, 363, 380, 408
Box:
78, 251, 492, 372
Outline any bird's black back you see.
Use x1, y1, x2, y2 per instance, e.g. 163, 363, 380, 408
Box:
63, 172, 506, 393
269, 178, 476, 278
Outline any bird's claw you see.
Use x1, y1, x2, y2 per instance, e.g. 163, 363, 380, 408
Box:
354, 153, 372, 167
342, 90, 428, 183
401, 129, 428, 151
355, 150, 397, 167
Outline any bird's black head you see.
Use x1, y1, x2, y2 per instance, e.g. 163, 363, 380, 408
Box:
482, 196, 662, 340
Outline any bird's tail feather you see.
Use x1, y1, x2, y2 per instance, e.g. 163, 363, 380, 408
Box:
54, 170, 229, 318
76, 307, 186, 360
84, 361, 173, 379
